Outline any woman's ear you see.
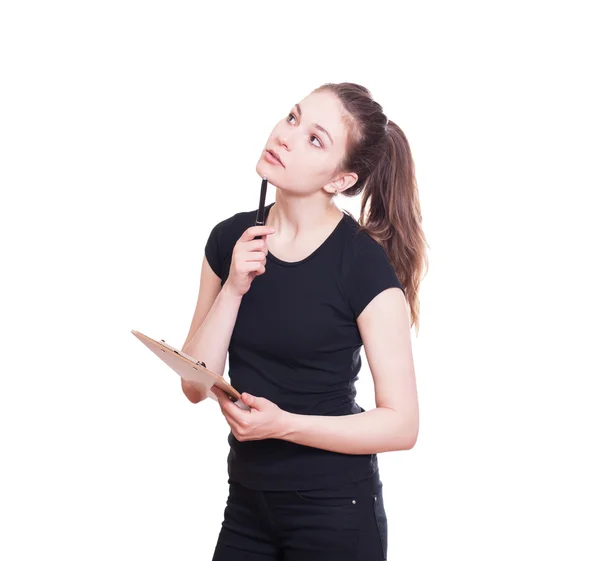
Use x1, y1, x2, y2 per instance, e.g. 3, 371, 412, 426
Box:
326, 172, 358, 195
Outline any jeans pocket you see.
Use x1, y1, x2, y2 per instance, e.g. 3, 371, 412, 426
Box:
373, 488, 388, 559
293, 483, 358, 509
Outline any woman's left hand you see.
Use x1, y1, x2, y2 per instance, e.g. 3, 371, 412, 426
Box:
211, 386, 290, 442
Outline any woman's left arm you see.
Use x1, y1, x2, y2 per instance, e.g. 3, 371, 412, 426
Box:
212, 287, 419, 454
282, 287, 419, 454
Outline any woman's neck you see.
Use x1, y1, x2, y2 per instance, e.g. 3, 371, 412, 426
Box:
265, 196, 343, 241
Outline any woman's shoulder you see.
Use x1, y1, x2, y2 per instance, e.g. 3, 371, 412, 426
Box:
339, 210, 386, 255
210, 205, 258, 236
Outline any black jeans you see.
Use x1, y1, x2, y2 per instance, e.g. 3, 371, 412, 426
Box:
211, 470, 388, 561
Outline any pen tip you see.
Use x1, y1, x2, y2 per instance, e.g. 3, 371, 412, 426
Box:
262, 176, 268, 181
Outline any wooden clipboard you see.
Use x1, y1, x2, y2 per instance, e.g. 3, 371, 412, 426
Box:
131, 329, 250, 411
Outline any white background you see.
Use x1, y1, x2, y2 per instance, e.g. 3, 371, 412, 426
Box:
1, 1, 598, 559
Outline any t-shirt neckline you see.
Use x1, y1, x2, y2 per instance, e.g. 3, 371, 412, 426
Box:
264, 202, 347, 267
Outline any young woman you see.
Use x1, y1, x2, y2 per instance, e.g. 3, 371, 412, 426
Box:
180, 82, 428, 560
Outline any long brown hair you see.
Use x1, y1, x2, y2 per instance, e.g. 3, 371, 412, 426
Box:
314, 82, 429, 334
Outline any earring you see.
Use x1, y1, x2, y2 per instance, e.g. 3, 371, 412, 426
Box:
334, 189, 339, 196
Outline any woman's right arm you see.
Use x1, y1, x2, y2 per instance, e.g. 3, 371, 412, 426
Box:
180, 225, 274, 403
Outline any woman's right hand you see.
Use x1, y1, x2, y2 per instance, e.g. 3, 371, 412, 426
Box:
224, 225, 275, 298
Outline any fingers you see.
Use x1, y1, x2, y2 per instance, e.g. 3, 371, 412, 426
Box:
241, 225, 275, 242
213, 387, 243, 423
226, 225, 275, 297
234, 239, 268, 268
244, 238, 269, 256
212, 386, 233, 407
241, 260, 266, 275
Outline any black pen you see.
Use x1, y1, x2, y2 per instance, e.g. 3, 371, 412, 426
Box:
254, 176, 268, 240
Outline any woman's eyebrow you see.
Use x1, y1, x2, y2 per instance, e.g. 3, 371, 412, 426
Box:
294, 103, 333, 145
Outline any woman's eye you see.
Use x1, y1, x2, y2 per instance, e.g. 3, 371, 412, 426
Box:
310, 135, 322, 148
286, 113, 321, 148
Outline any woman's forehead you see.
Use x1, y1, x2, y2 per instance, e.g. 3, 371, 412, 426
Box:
298, 91, 347, 146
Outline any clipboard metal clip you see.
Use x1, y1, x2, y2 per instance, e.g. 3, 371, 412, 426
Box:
160, 339, 206, 368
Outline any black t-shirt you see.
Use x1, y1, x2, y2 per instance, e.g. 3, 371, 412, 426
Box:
204, 202, 405, 491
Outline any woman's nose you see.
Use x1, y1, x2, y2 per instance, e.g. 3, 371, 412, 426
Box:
277, 136, 289, 150
276, 129, 291, 150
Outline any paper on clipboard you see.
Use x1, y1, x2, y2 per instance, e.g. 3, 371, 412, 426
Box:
131, 329, 250, 411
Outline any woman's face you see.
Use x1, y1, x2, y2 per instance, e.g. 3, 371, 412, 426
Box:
256, 90, 351, 195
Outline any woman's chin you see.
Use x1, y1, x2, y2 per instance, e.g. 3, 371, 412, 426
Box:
255, 162, 285, 191
256, 161, 266, 177
256, 161, 277, 179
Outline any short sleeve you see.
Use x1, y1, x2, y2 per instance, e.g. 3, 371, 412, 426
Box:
345, 237, 405, 320
204, 221, 223, 280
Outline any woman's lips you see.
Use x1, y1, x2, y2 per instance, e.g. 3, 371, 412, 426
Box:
265, 150, 284, 167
